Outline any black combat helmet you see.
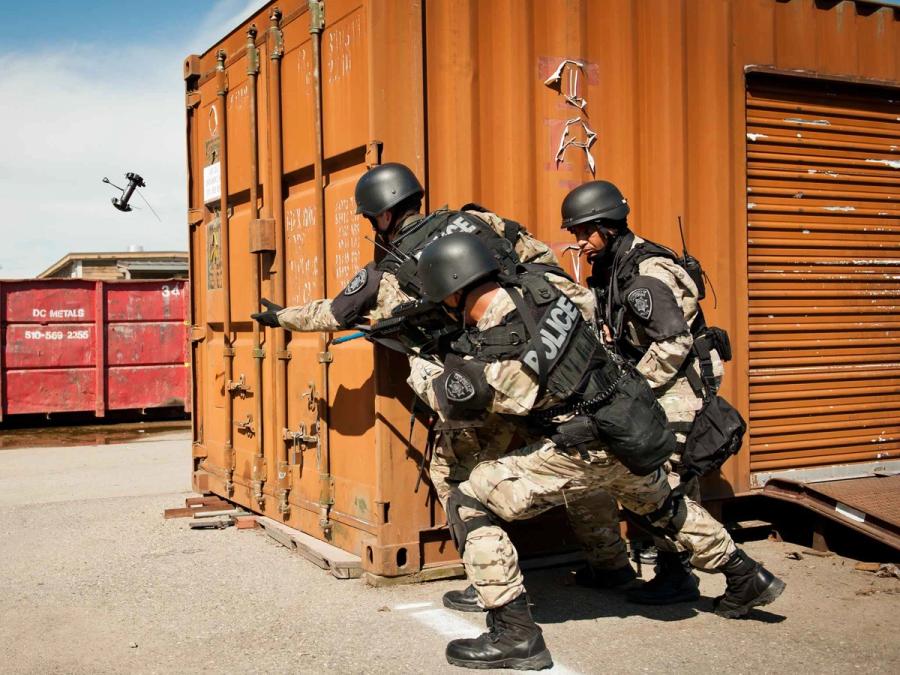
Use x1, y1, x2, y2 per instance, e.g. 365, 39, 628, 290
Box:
417, 233, 500, 303
354, 163, 424, 217
561, 180, 630, 229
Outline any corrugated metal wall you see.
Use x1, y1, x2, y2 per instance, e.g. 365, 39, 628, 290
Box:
424, 0, 899, 493
746, 73, 899, 471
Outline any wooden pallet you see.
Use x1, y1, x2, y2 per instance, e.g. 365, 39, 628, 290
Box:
257, 516, 362, 580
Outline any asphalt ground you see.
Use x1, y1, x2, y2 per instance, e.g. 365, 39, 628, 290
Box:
1, 430, 898, 674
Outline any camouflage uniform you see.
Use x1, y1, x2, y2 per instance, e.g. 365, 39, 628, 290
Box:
428, 416, 628, 572
408, 273, 736, 608
276, 210, 627, 570
276, 211, 555, 332
612, 234, 724, 474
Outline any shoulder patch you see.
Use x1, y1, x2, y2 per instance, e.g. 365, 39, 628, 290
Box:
627, 287, 653, 320
445, 371, 476, 402
343, 267, 368, 295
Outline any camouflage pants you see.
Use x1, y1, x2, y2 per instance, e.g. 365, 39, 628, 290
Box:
430, 414, 628, 572
653, 356, 723, 552
456, 439, 736, 608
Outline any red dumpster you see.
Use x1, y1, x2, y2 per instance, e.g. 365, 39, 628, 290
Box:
0, 279, 190, 420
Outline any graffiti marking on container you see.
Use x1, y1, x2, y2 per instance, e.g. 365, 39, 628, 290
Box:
334, 197, 362, 286
327, 13, 362, 85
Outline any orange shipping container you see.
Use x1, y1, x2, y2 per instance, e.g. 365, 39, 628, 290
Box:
186, 0, 900, 576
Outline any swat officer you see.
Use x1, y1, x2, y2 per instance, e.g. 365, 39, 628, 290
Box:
561, 179, 736, 605
251, 163, 634, 608
408, 233, 785, 670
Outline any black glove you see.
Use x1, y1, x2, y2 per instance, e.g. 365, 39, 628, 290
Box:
251, 298, 284, 327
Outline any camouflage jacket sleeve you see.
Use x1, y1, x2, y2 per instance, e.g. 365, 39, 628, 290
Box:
633, 256, 696, 388
276, 300, 342, 332
276, 271, 412, 332
406, 355, 446, 413
467, 210, 559, 266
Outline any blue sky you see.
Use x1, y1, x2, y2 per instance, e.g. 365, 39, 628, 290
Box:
2, 0, 899, 277
0, 1, 267, 278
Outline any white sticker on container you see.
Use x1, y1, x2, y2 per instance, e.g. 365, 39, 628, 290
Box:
835, 502, 866, 523
204, 162, 221, 204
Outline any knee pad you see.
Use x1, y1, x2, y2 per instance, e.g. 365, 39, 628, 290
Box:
445, 488, 495, 556
650, 491, 689, 536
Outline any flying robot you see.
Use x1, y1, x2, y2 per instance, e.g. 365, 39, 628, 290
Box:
102, 172, 161, 221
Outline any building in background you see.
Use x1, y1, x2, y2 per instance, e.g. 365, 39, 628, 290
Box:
37, 249, 189, 280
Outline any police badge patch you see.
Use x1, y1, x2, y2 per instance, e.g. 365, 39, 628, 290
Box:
343, 267, 368, 295
445, 371, 476, 402
627, 287, 653, 320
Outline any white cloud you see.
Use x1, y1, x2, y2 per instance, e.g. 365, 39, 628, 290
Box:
0, 0, 268, 278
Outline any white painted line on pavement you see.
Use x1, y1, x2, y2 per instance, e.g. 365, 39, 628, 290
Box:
409, 608, 483, 639
393, 601, 434, 611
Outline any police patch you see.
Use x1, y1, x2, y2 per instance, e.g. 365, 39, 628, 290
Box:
343, 267, 368, 295
627, 287, 653, 320
445, 371, 476, 402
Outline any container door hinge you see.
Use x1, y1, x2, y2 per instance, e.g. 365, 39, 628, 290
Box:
190, 326, 207, 342
235, 414, 255, 436
188, 208, 204, 226
365, 140, 384, 168
227, 373, 251, 396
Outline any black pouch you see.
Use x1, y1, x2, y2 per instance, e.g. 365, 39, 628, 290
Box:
707, 327, 732, 362
590, 365, 676, 476
681, 395, 746, 478
550, 415, 599, 452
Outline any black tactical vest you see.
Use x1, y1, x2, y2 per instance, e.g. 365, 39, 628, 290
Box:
376, 207, 523, 297
594, 233, 709, 354
451, 270, 618, 405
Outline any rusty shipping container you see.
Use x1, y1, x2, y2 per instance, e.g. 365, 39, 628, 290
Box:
0, 279, 190, 420
186, 0, 900, 575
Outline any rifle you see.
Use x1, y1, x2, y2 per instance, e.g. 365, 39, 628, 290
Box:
332, 234, 461, 355
333, 298, 460, 355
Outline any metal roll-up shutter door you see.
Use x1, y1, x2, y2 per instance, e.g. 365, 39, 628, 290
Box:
746, 73, 900, 473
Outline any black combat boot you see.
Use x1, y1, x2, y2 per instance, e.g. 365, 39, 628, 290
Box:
714, 549, 786, 618
445, 593, 553, 670
443, 584, 483, 613
626, 550, 700, 605
574, 562, 638, 589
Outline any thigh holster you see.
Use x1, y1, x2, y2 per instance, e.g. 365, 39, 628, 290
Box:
445, 488, 495, 556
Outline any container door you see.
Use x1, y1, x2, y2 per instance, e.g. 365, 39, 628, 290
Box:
745, 73, 900, 473
277, 0, 379, 548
